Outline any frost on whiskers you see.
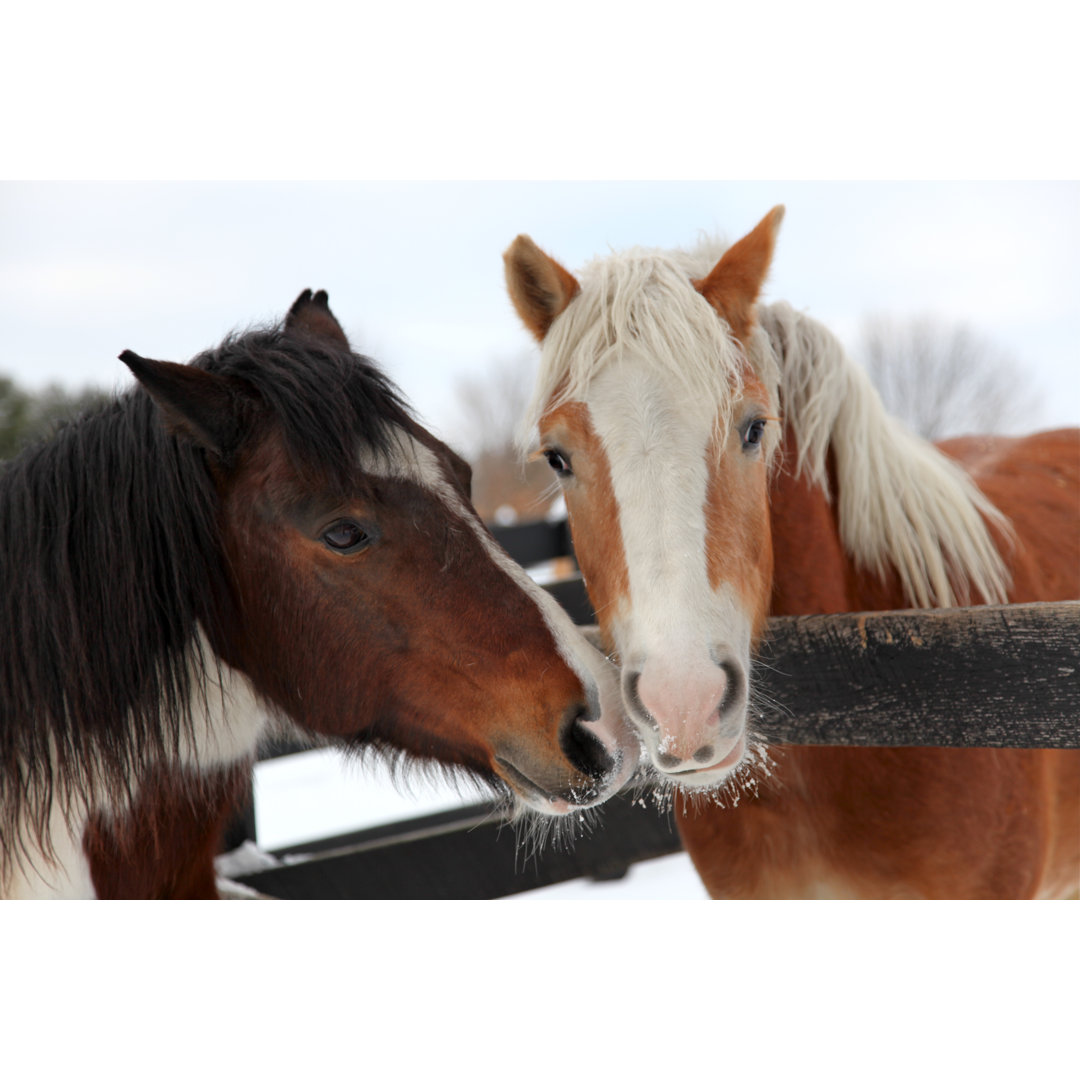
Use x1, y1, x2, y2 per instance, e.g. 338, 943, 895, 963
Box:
502, 800, 606, 870
633, 732, 776, 817
635, 654, 787, 815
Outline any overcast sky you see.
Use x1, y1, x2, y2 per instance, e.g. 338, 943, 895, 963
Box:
3, 181, 1076, 451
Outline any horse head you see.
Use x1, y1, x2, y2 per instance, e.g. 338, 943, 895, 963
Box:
122, 290, 638, 814
505, 209, 786, 790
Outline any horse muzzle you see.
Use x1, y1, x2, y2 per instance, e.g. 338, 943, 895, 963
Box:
621, 647, 750, 787
494, 703, 641, 814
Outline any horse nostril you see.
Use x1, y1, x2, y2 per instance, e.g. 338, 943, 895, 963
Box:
658, 746, 715, 769
717, 658, 745, 717
559, 704, 613, 781
622, 669, 659, 733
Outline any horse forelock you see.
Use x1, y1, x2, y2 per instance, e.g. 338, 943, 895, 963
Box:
197, 327, 415, 492
517, 239, 779, 456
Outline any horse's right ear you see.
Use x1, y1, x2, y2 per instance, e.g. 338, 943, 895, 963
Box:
120, 351, 255, 462
504, 236, 580, 342
285, 288, 351, 350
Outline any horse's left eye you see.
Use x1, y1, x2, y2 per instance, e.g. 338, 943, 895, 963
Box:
543, 449, 573, 478
743, 419, 767, 450
322, 520, 369, 552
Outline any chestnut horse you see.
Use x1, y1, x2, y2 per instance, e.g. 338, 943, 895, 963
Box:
505, 207, 1080, 899
1, 289, 637, 899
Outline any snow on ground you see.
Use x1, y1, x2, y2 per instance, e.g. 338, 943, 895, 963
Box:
251, 747, 708, 899
505, 851, 708, 900
254, 747, 479, 849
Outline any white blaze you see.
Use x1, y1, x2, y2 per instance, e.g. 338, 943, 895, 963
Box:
586, 358, 754, 771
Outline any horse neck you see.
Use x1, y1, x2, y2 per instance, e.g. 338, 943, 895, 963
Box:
767, 428, 909, 618
761, 301, 1010, 610
0, 399, 233, 820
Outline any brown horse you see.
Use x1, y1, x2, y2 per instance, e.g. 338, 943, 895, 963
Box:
505, 207, 1079, 899
1, 290, 638, 899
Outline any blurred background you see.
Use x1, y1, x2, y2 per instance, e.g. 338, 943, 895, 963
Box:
3, 181, 1078, 525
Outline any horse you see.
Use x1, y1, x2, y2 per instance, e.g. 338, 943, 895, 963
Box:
504, 207, 1080, 899
0, 289, 639, 899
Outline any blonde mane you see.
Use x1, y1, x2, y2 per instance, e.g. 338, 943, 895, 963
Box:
758, 300, 1011, 607
519, 235, 1011, 610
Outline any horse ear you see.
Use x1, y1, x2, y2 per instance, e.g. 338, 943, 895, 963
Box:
285, 288, 351, 350
694, 205, 785, 342
120, 351, 255, 461
504, 235, 581, 342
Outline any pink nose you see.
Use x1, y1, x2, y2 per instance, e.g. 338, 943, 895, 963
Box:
633, 659, 735, 765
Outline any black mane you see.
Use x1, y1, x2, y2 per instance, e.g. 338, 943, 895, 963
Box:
0, 317, 412, 863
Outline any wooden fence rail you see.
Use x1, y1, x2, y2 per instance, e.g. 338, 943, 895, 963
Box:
755, 601, 1078, 749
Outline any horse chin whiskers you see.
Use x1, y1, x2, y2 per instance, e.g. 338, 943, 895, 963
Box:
636, 730, 775, 816
502, 800, 602, 868
340, 740, 504, 807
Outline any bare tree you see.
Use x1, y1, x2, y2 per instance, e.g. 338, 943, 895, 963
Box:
450, 351, 557, 524
854, 315, 1042, 440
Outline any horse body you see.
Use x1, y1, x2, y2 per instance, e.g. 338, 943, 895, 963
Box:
505, 210, 1079, 899
2, 290, 637, 899
680, 426, 1080, 900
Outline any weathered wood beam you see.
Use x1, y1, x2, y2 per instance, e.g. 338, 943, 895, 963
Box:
754, 601, 1079, 749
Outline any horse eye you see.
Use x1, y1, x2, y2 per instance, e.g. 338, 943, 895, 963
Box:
543, 449, 573, 477
322, 520, 369, 552
742, 419, 767, 450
